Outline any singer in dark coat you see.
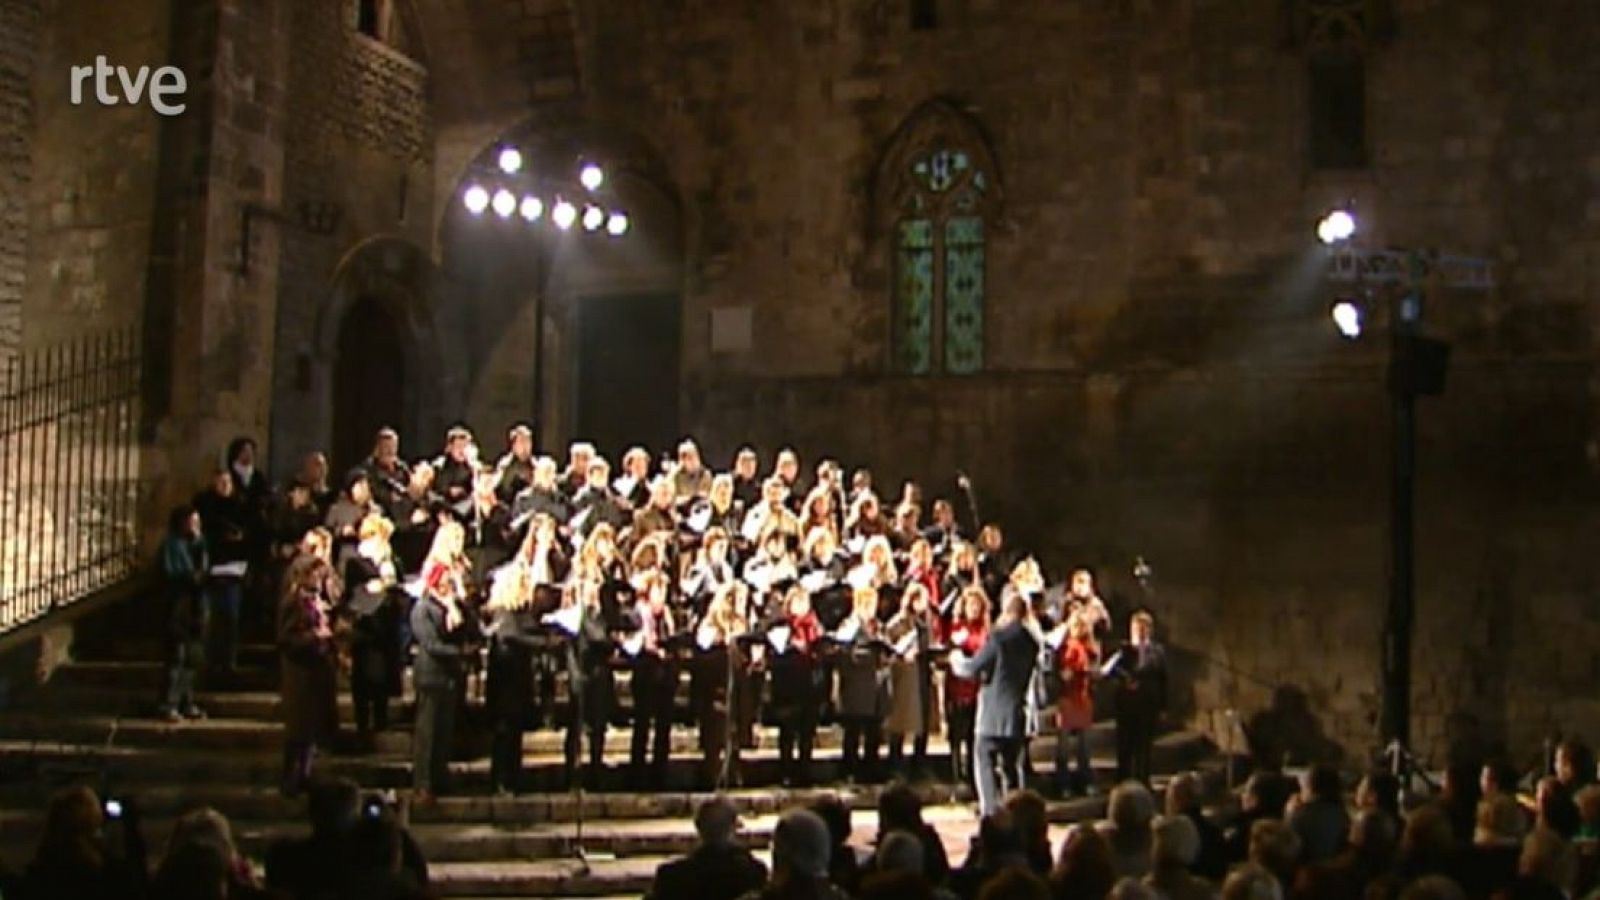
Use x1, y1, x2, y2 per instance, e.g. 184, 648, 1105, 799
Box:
410, 581, 481, 800
278, 554, 342, 797
1111, 610, 1168, 785
950, 590, 1041, 816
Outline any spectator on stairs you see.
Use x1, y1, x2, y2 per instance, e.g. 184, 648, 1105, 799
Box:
648, 796, 768, 900
265, 777, 428, 899
1048, 822, 1116, 900
22, 785, 147, 900
736, 808, 850, 900
278, 538, 343, 798
157, 807, 273, 899
159, 504, 210, 722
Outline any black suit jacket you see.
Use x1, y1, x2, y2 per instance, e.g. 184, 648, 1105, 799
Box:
952, 620, 1040, 739
649, 843, 768, 900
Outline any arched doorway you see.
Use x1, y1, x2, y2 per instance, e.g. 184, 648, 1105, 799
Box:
333, 296, 406, 476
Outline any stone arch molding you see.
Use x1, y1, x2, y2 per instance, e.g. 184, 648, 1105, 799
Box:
314, 235, 463, 454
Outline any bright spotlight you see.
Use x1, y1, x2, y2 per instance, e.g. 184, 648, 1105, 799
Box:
1332, 301, 1363, 339
552, 199, 577, 231
1317, 209, 1357, 245
497, 147, 523, 174
463, 185, 490, 216
491, 189, 516, 219
581, 205, 605, 232
579, 163, 604, 191
519, 195, 543, 222
606, 211, 629, 236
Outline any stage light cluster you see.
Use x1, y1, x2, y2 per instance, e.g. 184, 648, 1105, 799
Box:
459, 145, 628, 237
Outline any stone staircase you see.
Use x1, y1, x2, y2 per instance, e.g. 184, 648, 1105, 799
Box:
0, 639, 1232, 898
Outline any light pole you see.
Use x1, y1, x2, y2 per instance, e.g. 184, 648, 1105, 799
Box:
458, 147, 629, 451
1320, 210, 1492, 760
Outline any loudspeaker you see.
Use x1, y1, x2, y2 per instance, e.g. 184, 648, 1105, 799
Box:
1388, 335, 1451, 397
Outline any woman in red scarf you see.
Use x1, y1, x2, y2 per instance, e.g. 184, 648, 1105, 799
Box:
1056, 609, 1100, 796
944, 585, 989, 788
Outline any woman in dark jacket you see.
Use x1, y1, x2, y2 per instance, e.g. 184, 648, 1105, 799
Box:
342, 514, 406, 745
159, 505, 210, 721
278, 549, 342, 798
482, 517, 567, 794
194, 467, 251, 674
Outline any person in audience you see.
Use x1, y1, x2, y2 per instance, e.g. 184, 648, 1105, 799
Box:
265, 777, 428, 896
24, 786, 148, 900
1439, 761, 1485, 848
1289, 764, 1351, 864
1574, 783, 1600, 840
979, 867, 1052, 900
161, 807, 271, 898
158, 504, 210, 721
810, 795, 864, 896
1144, 814, 1214, 900
1464, 794, 1527, 900
1482, 761, 1521, 803
151, 841, 232, 900
1226, 772, 1295, 863
1221, 863, 1282, 900
1556, 739, 1596, 794
1504, 827, 1574, 900
1401, 876, 1467, 900
649, 796, 768, 900
738, 807, 848, 900
1106, 878, 1159, 900
1165, 771, 1227, 881
1098, 781, 1158, 880
1295, 808, 1399, 900
1050, 822, 1116, 900
1534, 776, 1582, 840
1004, 789, 1053, 876
1358, 769, 1405, 831
1372, 804, 1460, 899
951, 810, 1030, 900
337, 812, 430, 900
1248, 818, 1302, 895
867, 829, 957, 900
875, 782, 951, 885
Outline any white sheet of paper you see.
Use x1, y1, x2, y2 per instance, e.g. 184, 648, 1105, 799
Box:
613, 475, 638, 499
951, 628, 969, 648
543, 604, 582, 636
1098, 649, 1124, 678
688, 505, 712, 532
834, 618, 860, 643
696, 627, 717, 652
767, 625, 791, 654
621, 632, 645, 658
800, 570, 831, 593
210, 561, 248, 578
894, 631, 917, 658
1045, 623, 1068, 651
403, 577, 426, 599
846, 536, 866, 555
846, 565, 874, 590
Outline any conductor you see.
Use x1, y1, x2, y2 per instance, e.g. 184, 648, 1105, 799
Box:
1109, 610, 1167, 785
950, 591, 1041, 817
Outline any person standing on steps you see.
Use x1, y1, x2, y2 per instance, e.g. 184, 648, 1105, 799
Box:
950, 589, 1041, 817
277, 536, 343, 798
1110, 610, 1167, 786
158, 505, 209, 722
409, 521, 481, 805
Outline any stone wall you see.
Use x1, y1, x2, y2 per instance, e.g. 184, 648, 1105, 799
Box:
0, 0, 37, 358
580, 0, 1600, 766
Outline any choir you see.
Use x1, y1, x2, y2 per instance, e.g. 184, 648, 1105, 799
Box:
185, 423, 1168, 801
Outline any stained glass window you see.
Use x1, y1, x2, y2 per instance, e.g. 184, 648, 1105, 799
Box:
889, 136, 992, 375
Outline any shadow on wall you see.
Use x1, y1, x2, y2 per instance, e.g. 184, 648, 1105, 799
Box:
1241, 686, 1348, 768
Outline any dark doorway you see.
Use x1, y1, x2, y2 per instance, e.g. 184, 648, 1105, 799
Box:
575, 293, 681, 462
333, 296, 406, 476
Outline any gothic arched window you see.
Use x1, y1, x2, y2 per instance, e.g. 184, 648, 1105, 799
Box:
877, 102, 1001, 375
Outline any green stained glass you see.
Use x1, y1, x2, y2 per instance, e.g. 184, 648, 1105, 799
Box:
944, 216, 984, 374
895, 219, 935, 374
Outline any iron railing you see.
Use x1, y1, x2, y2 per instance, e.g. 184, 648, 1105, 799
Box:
0, 329, 142, 634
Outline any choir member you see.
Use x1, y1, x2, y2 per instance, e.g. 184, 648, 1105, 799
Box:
944, 586, 990, 786
844, 491, 890, 544
158, 505, 208, 722
510, 456, 571, 534
616, 447, 652, 510
516, 514, 571, 729
694, 582, 758, 788
432, 427, 477, 518
390, 461, 441, 573
627, 571, 678, 789
730, 446, 762, 512
631, 477, 678, 549
976, 524, 1010, 605
566, 530, 625, 786
1110, 610, 1167, 785
682, 526, 738, 616
890, 502, 923, 553
921, 499, 963, 558
572, 458, 631, 540
194, 467, 250, 675
493, 424, 536, 505
774, 448, 804, 511
225, 436, 273, 523
482, 542, 544, 796
293, 451, 336, 514
342, 515, 405, 744
464, 470, 515, 576
363, 427, 412, 515
854, 536, 900, 619
702, 473, 743, 537
884, 582, 940, 778
278, 546, 342, 798
1055, 610, 1100, 796
798, 526, 850, 629
672, 439, 712, 503
940, 541, 984, 619
799, 486, 839, 547
849, 468, 873, 506
834, 586, 890, 784
742, 529, 799, 606
562, 441, 596, 498
324, 470, 379, 568
769, 585, 823, 786
901, 538, 942, 619
270, 482, 323, 567
410, 522, 481, 803
1064, 566, 1112, 639
741, 476, 801, 549
950, 589, 1041, 817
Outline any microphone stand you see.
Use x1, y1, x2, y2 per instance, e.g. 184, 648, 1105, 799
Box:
567, 588, 594, 877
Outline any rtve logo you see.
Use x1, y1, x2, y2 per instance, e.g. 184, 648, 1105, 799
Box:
69, 56, 188, 116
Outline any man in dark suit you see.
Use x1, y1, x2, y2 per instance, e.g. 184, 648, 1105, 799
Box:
1112, 609, 1168, 785
648, 796, 767, 900
951, 591, 1041, 817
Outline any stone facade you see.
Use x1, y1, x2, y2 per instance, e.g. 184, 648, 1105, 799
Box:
0, 0, 36, 359
4, 0, 1600, 768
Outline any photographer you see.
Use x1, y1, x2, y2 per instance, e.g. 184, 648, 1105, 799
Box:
266, 778, 428, 898
24, 786, 147, 900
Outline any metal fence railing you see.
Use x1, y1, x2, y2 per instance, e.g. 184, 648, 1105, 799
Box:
0, 329, 142, 634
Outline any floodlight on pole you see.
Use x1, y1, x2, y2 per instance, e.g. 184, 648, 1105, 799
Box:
552, 199, 577, 230
497, 147, 524, 175
579, 163, 604, 191
463, 185, 490, 216
1331, 301, 1363, 339
606, 211, 629, 237
1317, 208, 1357, 245
491, 189, 516, 219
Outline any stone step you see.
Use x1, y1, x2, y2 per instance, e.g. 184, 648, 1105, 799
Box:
0, 729, 1214, 792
